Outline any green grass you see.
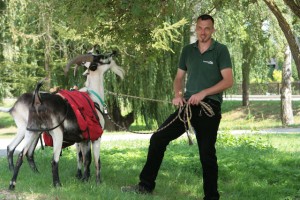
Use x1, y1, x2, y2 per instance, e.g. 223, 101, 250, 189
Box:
1, 100, 300, 199
0, 112, 15, 129
129, 100, 300, 131
0, 133, 300, 200
219, 100, 300, 130
0, 98, 16, 131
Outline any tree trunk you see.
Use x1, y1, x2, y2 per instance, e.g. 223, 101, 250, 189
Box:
242, 43, 256, 106
263, 0, 300, 79
242, 66, 250, 106
281, 46, 294, 126
283, 0, 300, 18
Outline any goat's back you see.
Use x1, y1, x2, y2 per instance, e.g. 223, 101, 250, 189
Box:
12, 92, 84, 144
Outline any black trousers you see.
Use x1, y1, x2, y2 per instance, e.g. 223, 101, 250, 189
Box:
139, 98, 221, 200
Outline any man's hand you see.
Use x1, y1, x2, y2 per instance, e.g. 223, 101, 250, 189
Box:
172, 96, 186, 107
188, 90, 207, 105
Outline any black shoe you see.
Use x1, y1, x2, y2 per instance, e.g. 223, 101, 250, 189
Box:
121, 184, 152, 194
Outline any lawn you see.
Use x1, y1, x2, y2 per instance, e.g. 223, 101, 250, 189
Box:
0, 100, 300, 199
0, 133, 299, 200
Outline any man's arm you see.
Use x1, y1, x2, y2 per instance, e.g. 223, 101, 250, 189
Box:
188, 68, 233, 105
172, 68, 186, 106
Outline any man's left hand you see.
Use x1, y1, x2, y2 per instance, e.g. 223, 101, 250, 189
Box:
188, 91, 206, 105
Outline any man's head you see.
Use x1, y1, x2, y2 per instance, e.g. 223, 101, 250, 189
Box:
195, 14, 215, 43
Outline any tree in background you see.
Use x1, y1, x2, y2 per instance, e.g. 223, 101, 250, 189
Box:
281, 46, 294, 126
263, 0, 300, 78
1, 0, 300, 129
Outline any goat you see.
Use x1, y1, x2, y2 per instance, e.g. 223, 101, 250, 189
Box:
5, 51, 124, 190
1, 92, 41, 173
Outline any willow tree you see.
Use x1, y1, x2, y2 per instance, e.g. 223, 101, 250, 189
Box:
0, 1, 7, 100
2, 0, 58, 94
48, 0, 195, 130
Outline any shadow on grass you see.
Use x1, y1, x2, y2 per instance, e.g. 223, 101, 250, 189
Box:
0, 135, 300, 200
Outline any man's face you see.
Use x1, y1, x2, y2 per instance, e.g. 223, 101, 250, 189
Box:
195, 19, 215, 43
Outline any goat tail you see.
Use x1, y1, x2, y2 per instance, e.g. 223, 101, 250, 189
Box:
0, 107, 11, 113
32, 78, 47, 109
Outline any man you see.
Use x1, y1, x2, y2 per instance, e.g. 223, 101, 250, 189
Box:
122, 14, 233, 200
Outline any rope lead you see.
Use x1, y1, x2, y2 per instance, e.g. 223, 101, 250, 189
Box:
106, 90, 215, 145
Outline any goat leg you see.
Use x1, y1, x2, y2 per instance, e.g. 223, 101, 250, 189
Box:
26, 136, 40, 173
51, 131, 63, 187
92, 139, 102, 184
9, 150, 24, 190
51, 160, 62, 187
26, 154, 38, 173
95, 157, 101, 184
76, 147, 83, 179
7, 146, 15, 172
82, 149, 91, 182
7, 132, 25, 172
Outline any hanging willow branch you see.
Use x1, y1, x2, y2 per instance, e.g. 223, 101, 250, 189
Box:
151, 18, 188, 53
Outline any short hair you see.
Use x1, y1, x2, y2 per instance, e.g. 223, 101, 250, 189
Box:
197, 14, 214, 24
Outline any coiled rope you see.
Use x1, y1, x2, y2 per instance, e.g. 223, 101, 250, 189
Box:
106, 90, 215, 145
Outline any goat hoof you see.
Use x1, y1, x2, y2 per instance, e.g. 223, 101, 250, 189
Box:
8, 165, 14, 172
29, 165, 39, 173
9, 184, 15, 190
76, 171, 82, 179
53, 182, 62, 188
33, 168, 39, 173
81, 176, 90, 182
96, 176, 102, 185
81, 178, 88, 182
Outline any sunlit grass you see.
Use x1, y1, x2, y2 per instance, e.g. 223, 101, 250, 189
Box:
219, 100, 300, 130
0, 133, 300, 200
1, 99, 300, 199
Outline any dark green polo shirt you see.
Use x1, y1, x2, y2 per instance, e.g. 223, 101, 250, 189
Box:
178, 39, 232, 103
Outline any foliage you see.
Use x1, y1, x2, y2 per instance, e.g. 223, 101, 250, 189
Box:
151, 18, 188, 52
271, 69, 283, 82
1, 0, 300, 127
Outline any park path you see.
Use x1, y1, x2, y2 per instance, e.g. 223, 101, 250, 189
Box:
1, 127, 300, 157
0, 132, 153, 157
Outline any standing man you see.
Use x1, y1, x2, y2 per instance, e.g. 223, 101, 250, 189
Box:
122, 14, 233, 200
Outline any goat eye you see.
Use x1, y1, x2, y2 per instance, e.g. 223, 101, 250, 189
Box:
89, 63, 98, 71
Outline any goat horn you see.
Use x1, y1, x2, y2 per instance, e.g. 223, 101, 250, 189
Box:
64, 54, 94, 76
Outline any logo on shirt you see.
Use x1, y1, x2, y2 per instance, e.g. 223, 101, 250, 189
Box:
203, 60, 213, 65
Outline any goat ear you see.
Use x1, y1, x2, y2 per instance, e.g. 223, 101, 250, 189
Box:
110, 59, 125, 79
112, 50, 117, 56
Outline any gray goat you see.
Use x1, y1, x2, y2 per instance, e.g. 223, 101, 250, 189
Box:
3, 51, 124, 190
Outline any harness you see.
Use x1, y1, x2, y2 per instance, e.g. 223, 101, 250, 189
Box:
87, 89, 108, 115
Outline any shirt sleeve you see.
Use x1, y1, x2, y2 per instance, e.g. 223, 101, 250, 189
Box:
218, 45, 232, 70
178, 46, 188, 71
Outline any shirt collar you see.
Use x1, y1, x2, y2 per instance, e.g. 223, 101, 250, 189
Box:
193, 39, 216, 51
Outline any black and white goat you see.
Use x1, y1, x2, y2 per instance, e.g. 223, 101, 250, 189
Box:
4, 51, 124, 190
